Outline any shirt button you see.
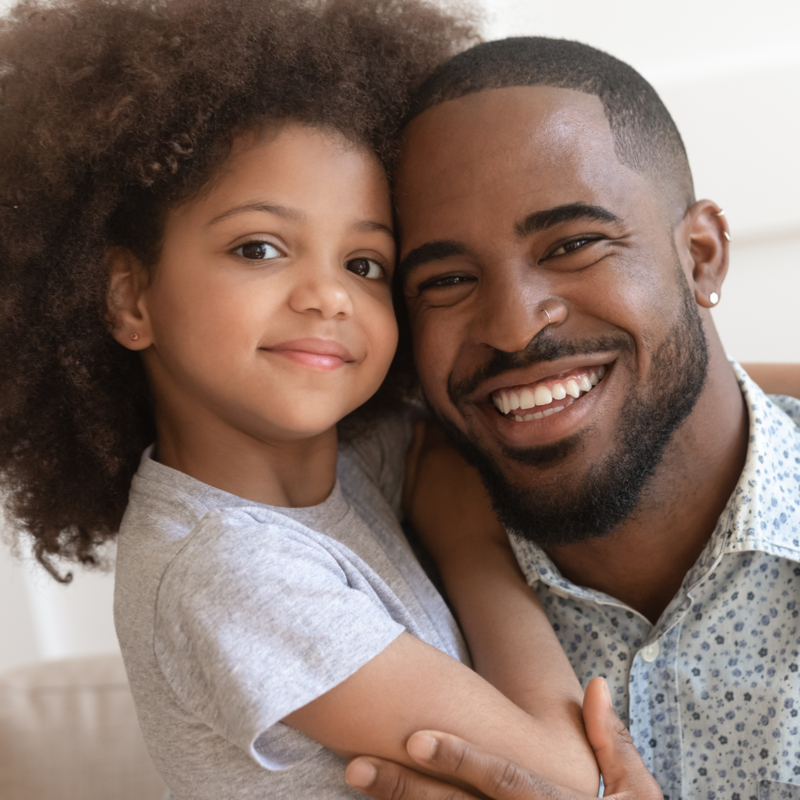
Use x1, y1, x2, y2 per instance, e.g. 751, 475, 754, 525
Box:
641, 642, 660, 662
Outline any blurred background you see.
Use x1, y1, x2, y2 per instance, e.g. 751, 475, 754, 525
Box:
1, 0, 798, 673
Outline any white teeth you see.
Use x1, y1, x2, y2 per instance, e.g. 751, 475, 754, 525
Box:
532, 411, 544, 420
519, 388, 535, 410
542, 407, 556, 417
493, 365, 609, 418
551, 404, 564, 413
533, 384, 552, 406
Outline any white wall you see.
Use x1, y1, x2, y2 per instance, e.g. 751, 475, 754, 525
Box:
480, 0, 800, 363
1, 0, 798, 674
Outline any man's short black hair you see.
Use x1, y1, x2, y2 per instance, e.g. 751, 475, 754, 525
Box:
406, 37, 695, 209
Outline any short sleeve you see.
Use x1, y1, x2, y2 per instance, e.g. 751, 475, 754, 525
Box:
153, 510, 404, 767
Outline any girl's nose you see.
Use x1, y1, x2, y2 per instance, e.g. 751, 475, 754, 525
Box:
288, 264, 354, 320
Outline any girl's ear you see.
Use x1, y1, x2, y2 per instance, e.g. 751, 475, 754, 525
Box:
106, 247, 153, 349
677, 199, 730, 309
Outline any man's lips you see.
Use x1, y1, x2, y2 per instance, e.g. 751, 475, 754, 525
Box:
491, 364, 608, 418
263, 338, 354, 370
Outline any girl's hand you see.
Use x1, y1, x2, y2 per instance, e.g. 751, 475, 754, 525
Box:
403, 421, 507, 569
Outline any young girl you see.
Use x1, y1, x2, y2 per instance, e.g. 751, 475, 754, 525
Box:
0, 0, 601, 797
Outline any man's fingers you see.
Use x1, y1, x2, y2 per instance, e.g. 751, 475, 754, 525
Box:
345, 756, 479, 800
405, 732, 571, 800
581, 677, 663, 799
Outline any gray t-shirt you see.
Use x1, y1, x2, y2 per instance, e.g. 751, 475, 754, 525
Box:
114, 418, 468, 799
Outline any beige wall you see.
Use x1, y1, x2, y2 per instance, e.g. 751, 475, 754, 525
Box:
1, 0, 798, 672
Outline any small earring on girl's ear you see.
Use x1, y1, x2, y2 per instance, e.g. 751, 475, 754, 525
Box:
130, 333, 139, 341
709, 292, 719, 306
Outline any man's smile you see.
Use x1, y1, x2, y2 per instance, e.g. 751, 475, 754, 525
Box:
490, 364, 608, 420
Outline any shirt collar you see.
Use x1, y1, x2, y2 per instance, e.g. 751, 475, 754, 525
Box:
510, 362, 800, 597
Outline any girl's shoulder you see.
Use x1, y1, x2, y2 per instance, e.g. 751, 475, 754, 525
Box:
338, 407, 422, 515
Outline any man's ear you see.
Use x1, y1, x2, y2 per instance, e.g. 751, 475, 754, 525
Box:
106, 247, 153, 349
676, 199, 730, 309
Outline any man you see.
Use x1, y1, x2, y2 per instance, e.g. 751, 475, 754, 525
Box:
347, 37, 800, 800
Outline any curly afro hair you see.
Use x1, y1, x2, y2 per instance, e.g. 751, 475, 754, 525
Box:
0, 0, 478, 580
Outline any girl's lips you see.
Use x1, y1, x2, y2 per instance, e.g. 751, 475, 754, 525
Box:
263, 338, 354, 370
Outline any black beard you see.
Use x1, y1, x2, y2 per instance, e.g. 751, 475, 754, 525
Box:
430, 279, 709, 549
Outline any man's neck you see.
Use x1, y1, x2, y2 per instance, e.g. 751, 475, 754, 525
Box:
545, 357, 749, 625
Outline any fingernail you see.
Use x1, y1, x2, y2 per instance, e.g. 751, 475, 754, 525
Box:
602, 677, 612, 705
407, 732, 438, 762
345, 758, 377, 788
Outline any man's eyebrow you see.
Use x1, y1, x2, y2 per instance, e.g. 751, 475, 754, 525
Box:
397, 240, 468, 283
515, 203, 620, 238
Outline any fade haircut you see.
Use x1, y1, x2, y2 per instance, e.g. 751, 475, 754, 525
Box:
406, 37, 695, 210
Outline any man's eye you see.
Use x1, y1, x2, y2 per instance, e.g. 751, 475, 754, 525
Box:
346, 258, 383, 280
418, 274, 473, 291
234, 241, 281, 260
548, 237, 598, 257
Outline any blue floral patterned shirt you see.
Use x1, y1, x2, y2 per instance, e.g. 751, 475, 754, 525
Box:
511, 365, 800, 800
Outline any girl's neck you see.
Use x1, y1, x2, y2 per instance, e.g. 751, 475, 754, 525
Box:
155, 418, 340, 509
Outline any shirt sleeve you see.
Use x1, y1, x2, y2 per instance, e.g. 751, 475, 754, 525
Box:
153, 510, 405, 767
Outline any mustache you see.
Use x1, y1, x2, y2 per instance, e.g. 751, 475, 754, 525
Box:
448, 331, 633, 406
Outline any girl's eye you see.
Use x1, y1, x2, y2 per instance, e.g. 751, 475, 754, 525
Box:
234, 241, 281, 260
346, 257, 383, 280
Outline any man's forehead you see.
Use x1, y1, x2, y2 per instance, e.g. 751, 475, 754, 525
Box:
399, 85, 611, 170
395, 85, 641, 246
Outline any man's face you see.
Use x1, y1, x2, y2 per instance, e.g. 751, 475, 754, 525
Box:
395, 86, 708, 547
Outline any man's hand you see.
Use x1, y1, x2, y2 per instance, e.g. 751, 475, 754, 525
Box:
344, 677, 662, 800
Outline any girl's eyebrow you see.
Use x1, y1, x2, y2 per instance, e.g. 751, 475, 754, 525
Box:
354, 220, 395, 238
205, 202, 394, 238
205, 202, 304, 227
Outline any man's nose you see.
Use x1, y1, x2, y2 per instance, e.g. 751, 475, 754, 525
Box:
473, 273, 550, 353
288, 262, 354, 320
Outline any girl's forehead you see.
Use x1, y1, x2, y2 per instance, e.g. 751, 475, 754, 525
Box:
166, 122, 393, 235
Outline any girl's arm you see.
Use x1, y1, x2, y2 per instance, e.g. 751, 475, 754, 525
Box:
742, 363, 800, 398
284, 422, 599, 795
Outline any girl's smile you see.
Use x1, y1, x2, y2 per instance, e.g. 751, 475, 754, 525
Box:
263, 338, 356, 371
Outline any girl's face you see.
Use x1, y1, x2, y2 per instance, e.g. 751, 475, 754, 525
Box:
126, 124, 398, 446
